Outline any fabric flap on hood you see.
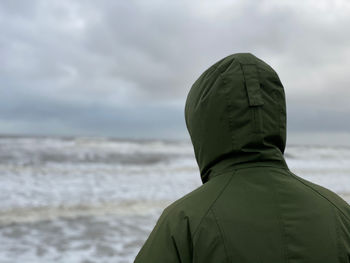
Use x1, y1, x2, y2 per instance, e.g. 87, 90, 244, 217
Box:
242, 64, 264, 107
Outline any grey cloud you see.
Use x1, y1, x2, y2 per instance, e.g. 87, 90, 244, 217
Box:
0, 93, 186, 138
1, 0, 350, 138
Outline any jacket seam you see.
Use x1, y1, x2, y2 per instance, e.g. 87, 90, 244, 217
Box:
333, 206, 344, 263
271, 177, 289, 263
215, 165, 289, 177
193, 170, 236, 238
171, 235, 183, 262
219, 72, 236, 150
156, 171, 235, 237
288, 171, 350, 223
210, 208, 231, 263
233, 165, 289, 171
208, 165, 289, 182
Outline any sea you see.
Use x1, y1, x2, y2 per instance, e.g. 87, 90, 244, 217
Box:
0, 136, 349, 263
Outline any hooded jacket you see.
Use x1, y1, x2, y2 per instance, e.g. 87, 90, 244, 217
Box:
134, 53, 350, 263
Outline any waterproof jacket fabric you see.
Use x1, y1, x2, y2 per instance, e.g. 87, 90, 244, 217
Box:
134, 53, 350, 263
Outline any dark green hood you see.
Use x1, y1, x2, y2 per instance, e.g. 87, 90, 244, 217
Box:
185, 53, 288, 183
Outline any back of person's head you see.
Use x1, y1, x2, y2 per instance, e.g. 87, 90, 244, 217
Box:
185, 53, 287, 183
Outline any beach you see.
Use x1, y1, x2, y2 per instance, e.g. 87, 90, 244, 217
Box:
0, 136, 349, 263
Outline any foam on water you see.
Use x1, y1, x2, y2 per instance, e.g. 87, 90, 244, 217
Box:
0, 136, 349, 263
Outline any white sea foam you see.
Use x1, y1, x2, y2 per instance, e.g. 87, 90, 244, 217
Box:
0, 136, 349, 263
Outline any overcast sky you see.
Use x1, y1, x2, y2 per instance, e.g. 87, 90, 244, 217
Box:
1, 0, 350, 143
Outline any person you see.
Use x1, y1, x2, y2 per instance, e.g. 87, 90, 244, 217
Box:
134, 53, 350, 262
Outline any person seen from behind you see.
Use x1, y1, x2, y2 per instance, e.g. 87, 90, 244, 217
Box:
134, 53, 350, 262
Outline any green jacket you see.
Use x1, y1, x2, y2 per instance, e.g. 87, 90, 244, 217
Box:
134, 53, 350, 263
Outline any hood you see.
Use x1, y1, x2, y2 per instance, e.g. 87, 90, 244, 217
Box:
185, 53, 288, 183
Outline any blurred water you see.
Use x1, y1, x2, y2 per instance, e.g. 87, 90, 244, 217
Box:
0, 136, 349, 263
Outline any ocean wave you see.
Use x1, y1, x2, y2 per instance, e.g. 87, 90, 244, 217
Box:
0, 200, 170, 226
0, 136, 194, 165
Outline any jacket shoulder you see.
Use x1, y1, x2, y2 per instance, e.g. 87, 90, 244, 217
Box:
289, 171, 350, 222
161, 171, 233, 234
134, 172, 234, 262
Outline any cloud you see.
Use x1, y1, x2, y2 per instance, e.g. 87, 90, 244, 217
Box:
1, 0, 350, 138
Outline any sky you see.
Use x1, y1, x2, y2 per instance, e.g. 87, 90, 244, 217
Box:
1, 0, 350, 144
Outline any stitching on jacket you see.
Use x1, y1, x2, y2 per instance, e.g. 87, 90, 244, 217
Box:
233, 165, 289, 171
210, 208, 231, 263
171, 235, 183, 262
218, 58, 236, 74
290, 170, 350, 262
333, 206, 345, 263
193, 170, 236, 239
218, 73, 236, 150
157, 170, 236, 232
272, 176, 290, 263
288, 171, 350, 223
